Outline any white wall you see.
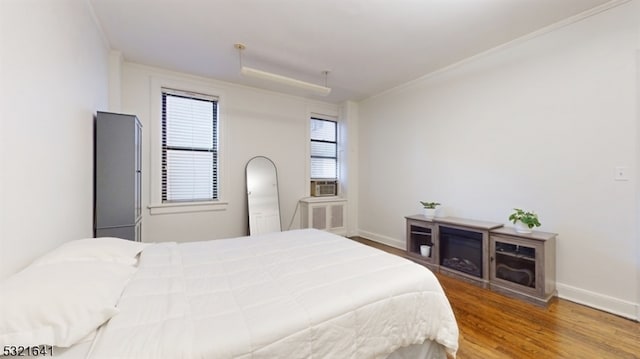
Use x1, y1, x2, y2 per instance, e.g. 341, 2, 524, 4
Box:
340, 101, 360, 236
0, 0, 110, 279
358, 2, 640, 319
635, 16, 640, 322
120, 63, 339, 243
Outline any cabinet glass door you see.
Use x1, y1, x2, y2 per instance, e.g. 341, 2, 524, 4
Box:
494, 241, 536, 289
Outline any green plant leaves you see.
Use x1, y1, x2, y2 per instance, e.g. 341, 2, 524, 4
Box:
420, 201, 441, 209
508, 208, 541, 228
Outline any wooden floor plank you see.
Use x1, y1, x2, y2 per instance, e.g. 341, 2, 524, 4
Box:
349, 236, 640, 359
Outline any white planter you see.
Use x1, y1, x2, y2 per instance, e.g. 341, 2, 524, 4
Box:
423, 208, 437, 219
420, 245, 432, 257
515, 221, 532, 234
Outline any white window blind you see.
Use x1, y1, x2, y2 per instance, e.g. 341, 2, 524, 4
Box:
162, 88, 218, 202
310, 118, 337, 179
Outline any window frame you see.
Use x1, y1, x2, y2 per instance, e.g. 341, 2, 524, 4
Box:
148, 76, 228, 215
161, 88, 218, 203
310, 116, 338, 181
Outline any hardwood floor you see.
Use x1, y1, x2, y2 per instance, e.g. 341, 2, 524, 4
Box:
349, 237, 640, 359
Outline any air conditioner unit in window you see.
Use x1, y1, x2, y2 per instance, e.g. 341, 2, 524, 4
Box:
310, 180, 337, 197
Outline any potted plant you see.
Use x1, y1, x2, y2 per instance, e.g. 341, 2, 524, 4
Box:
420, 201, 441, 219
420, 244, 432, 257
508, 208, 541, 234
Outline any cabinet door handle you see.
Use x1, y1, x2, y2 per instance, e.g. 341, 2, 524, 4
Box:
490, 256, 494, 262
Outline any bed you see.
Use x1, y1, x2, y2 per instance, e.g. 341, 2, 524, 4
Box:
1, 229, 458, 358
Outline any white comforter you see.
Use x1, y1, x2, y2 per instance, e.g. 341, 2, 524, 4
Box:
87, 229, 458, 358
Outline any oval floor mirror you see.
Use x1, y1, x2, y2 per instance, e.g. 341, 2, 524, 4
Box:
246, 156, 282, 235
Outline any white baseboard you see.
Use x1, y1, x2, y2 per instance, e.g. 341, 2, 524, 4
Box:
557, 283, 639, 321
356, 230, 406, 250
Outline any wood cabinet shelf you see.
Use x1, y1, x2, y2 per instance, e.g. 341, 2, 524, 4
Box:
405, 215, 557, 306
405, 216, 438, 271
495, 251, 535, 261
410, 230, 432, 236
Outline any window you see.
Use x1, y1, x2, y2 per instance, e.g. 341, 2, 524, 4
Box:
161, 88, 218, 202
310, 117, 337, 180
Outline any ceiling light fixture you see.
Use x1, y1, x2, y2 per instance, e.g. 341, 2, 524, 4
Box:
234, 43, 331, 96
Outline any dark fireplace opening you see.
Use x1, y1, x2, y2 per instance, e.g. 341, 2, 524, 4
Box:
439, 226, 483, 278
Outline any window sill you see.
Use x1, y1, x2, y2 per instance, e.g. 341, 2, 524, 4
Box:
148, 200, 229, 215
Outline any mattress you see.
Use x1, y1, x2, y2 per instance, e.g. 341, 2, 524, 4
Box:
85, 229, 458, 358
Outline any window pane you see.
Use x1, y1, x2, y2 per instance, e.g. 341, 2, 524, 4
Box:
311, 157, 337, 179
162, 90, 218, 202
165, 95, 213, 149
165, 150, 215, 201
311, 141, 336, 157
310, 118, 336, 142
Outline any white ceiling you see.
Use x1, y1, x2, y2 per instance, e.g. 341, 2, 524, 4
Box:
89, 0, 614, 103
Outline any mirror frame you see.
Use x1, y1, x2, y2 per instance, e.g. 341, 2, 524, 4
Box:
245, 156, 282, 235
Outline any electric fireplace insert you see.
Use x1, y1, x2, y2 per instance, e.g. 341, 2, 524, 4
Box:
439, 226, 483, 278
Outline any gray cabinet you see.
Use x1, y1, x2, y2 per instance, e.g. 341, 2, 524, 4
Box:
405, 215, 557, 306
94, 111, 142, 242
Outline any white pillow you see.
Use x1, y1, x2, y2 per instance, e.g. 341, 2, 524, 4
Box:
0, 261, 136, 348
32, 237, 148, 266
